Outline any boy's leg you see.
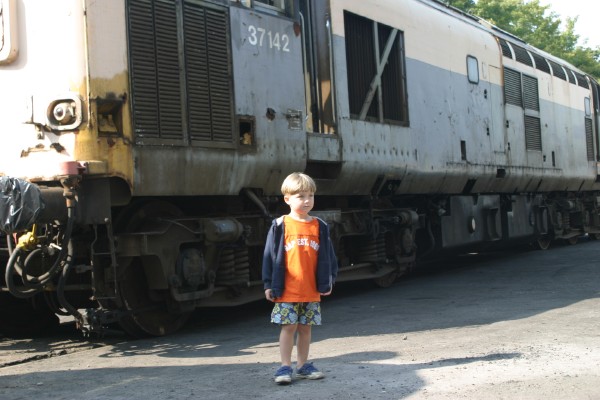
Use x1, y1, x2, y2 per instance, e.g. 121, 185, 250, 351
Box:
295, 323, 312, 368
279, 324, 298, 366
294, 302, 324, 380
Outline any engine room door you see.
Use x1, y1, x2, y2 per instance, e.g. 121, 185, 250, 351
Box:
488, 65, 507, 165
299, 0, 342, 179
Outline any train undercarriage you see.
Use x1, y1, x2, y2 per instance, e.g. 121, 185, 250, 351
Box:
2, 177, 600, 337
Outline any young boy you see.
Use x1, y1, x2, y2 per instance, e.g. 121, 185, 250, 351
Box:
262, 172, 338, 385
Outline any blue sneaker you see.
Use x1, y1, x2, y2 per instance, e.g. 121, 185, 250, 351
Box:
295, 362, 324, 380
274, 365, 293, 384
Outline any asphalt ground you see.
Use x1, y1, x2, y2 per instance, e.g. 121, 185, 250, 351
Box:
1, 239, 599, 399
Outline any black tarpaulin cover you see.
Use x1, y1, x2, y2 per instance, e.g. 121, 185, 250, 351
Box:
0, 177, 43, 234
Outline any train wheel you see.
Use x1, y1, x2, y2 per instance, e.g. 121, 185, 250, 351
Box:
534, 235, 551, 250
115, 201, 191, 337
373, 271, 398, 288
117, 258, 190, 337
565, 236, 578, 245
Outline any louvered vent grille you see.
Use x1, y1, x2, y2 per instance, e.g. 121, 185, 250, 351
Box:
511, 43, 533, 67
498, 38, 513, 58
378, 22, 405, 122
204, 7, 233, 142
155, 1, 183, 140
547, 60, 566, 81
585, 118, 594, 161
184, 4, 212, 141
344, 10, 408, 124
531, 52, 550, 74
129, 1, 161, 139
524, 115, 542, 151
184, 3, 232, 142
573, 71, 589, 89
345, 12, 376, 119
127, 0, 233, 145
504, 68, 522, 107
522, 75, 539, 111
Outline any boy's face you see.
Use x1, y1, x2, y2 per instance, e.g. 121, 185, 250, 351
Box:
284, 191, 314, 217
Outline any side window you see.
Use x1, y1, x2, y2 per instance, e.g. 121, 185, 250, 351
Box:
234, 1, 292, 17
253, 0, 289, 16
344, 11, 408, 125
585, 97, 591, 117
255, 0, 284, 6
467, 56, 479, 84
0, 0, 18, 64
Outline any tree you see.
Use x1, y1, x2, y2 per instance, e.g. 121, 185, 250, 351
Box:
444, 0, 475, 12
444, 0, 600, 80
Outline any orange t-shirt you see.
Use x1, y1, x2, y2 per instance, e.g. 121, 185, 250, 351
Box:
277, 216, 321, 302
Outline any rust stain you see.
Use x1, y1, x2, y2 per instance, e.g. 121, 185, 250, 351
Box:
72, 71, 134, 190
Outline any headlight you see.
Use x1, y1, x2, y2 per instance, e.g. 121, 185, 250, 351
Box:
52, 101, 76, 125
46, 94, 83, 131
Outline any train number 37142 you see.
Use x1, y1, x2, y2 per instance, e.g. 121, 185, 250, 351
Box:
247, 25, 290, 52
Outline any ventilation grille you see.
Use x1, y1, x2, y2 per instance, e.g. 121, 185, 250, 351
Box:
498, 38, 513, 58
127, 0, 233, 145
504, 68, 522, 107
184, 3, 233, 143
586, 118, 594, 161
573, 71, 589, 89
344, 10, 408, 124
530, 52, 550, 74
525, 115, 542, 151
547, 60, 566, 81
511, 43, 533, 67
128, 0, 164, 140
522, 75, 539, 111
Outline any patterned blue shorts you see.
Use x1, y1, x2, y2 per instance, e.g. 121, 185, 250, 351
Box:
271, 302, 322, 325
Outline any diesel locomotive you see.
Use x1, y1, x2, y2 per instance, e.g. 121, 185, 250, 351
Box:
1, 0, 599, 336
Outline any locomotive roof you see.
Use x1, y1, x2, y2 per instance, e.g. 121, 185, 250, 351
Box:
421, 0, 592, 79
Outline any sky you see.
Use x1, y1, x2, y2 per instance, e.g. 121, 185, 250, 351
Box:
537, 0, 600, 48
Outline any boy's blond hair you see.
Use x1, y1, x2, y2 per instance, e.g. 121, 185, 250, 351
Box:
281, 172, 317, 195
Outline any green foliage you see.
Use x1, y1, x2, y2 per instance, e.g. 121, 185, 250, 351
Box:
444, 0, 600, 80
444, 0, 475, 11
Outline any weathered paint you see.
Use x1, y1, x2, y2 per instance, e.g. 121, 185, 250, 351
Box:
0, 0, 88, 180
0, 0, 596, 199
318, 0, 598, 196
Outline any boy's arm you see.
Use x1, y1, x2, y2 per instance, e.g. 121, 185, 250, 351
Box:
327, 225, 338, 282
261, 224, 275, 290
329, 238, 338, 282
262, 224, 277, 301
320, 226, 338, 296
321, 239, 338, 295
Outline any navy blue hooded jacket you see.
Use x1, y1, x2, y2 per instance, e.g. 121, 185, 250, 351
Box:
262, 216, 338, 299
